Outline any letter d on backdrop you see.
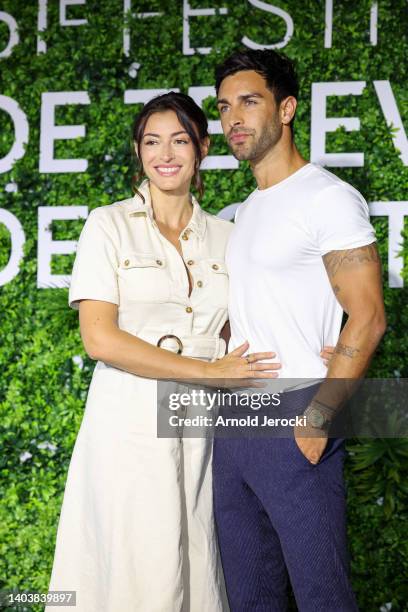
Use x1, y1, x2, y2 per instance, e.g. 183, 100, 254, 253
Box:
0, 96, 29, 173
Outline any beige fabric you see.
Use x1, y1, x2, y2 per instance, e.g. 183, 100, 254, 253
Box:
46, 181, 233, 611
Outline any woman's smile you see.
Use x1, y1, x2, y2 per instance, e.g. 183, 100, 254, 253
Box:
154, 164, 182, 177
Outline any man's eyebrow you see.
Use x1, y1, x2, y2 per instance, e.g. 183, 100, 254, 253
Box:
216, 93, 264, 105
143, 131, 189, 137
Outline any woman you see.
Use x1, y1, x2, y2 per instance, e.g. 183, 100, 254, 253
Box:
45, 92, 281, 612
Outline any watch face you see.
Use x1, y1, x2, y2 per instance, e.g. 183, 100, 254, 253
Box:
309, 408, 325, 428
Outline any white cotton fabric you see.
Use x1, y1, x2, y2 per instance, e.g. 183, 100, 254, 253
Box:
226, 163, 376, 381
46, 180, 232, 612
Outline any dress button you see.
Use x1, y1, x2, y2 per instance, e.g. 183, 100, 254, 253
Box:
156, 259, 163, 266
187, 259, 194, 266
182, 232, 189, 241
212, 263, 219, 270
196, 280, 203, 288
185, 306, 193, 313
124, 259, 130, 266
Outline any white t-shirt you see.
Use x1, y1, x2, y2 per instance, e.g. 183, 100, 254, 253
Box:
226, 163, 376, 380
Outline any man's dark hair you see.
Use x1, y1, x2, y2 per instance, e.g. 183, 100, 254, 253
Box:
215, 49, 299, 128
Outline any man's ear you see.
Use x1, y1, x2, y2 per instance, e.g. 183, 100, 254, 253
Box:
281, 96, 297, 126
201, 136, 210, 159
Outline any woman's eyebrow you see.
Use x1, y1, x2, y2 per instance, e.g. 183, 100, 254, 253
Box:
143, 131, 189, 137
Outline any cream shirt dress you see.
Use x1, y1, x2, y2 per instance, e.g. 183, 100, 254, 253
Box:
46, 180, 233, 612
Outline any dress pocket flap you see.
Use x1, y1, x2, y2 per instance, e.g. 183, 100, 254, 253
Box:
120, 253, 167, 269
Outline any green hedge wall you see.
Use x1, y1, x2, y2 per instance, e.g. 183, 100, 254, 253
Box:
0, 1, 407, 610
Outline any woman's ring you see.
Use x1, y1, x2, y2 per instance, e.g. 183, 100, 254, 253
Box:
245, 354, 252, 364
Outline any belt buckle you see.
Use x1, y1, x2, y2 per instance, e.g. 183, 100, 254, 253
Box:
157, 334, 183, 355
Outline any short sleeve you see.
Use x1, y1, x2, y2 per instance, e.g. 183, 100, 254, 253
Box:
68, 208, 120, 310
310, 184, 376, 255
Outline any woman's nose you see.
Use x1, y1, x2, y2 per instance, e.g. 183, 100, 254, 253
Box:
160, 144, 174, 161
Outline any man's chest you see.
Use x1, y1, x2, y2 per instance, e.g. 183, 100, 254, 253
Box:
228, 203, 320, 274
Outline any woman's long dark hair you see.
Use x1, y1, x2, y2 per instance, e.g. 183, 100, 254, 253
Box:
132, 92, 209, 201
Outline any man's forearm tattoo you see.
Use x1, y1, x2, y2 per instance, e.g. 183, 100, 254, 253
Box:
323, 243, 380, 278
335, 342, 360, 359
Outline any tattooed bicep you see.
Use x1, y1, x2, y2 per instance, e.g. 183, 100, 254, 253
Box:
323, 243, 380, 279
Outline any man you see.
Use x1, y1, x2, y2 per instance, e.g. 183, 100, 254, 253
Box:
212, 49, 386, 611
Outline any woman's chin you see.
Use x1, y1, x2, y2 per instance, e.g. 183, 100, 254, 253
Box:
149, 176, 191, 194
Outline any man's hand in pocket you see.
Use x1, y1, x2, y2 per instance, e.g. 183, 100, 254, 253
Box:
294, 423, 328, 465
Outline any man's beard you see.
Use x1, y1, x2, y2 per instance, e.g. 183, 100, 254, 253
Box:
229, 122, 282, 162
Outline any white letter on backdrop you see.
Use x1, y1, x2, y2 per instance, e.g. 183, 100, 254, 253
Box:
369, 202, 408, 289
39, 92, 90, 173
324, 0, 333, 48
183, 0, 228, 55
242, 0, 293, 49
0, 209, 26, 286
37, 0, 47, 53
37, 206, 88, 288
60, 0, 87, 26
374, 81, 408, 166
124, 89, 179, 106
188, 86, 238, 170
217, 203, 241, 222
0, 96, 29, 174
311, 81, 365, 167
0, 11, 19, 57
370, 2, 378, 45
123, 0, 163, 57
325, 0, 378, 48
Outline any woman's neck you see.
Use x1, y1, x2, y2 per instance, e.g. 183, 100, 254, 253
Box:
148, 181, 193, 230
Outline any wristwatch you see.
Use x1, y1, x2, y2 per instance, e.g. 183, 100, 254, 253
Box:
304, 404, 332, 431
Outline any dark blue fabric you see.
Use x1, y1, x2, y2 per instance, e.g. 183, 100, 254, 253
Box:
212, 385, 359, 612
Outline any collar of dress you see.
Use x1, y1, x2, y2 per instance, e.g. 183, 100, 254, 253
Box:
124, 179, 207, 241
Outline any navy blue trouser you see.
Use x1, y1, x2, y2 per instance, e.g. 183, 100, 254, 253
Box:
212, 386, 359, 612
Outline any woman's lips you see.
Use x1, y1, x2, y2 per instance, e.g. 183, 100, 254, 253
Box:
155, 166, 181, 176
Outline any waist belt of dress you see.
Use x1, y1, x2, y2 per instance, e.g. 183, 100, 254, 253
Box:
141, 333, 226, 361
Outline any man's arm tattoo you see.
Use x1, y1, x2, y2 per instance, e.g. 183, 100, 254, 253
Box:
335, 342, 361, 359
323, 243, 380, 279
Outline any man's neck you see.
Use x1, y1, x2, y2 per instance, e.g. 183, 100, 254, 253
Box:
251, 139, 309, 191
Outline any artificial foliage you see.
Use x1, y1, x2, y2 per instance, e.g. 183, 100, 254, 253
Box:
0, 1, 407, 610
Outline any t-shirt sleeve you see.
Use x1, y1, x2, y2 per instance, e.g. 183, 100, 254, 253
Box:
310, 183, 376, 255
68, 208, 120, 310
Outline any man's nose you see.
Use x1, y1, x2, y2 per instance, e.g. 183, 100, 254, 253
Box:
229, 111, 243, 129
